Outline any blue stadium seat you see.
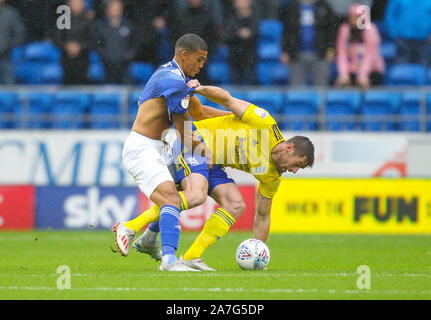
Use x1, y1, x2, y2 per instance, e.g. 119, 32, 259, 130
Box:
399, 92, 421, 131
380, 41, 397, 63
23, 42, 61, 63
375, 20, 391, 41
257, 41, 281, 61
128, 91, 141, 126
11, 46, 24, 66
387, 64, 427, 86
39, 63, 63, 85
129, 62, 155, 84
208, 62, 230, 84
256, 62, 289, 85
282, 91, 321, 131
361, 91, 400, 131
247, 90, 284, 117
89, 93, 121, 129
259, 20, 283, 42
19, 93, 53, 129
325, 91, 361, 131
88, 51, 105, 83
0, 93, 18, 128
211, 45, 229, 62
16, 62, 63, 85
51, 92, 90, 129
427, 93, 431, 131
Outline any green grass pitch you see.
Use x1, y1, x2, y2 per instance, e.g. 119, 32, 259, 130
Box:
0, 230, 430, 300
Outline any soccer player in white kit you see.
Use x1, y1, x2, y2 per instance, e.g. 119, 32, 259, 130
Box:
113, 34, 230, 271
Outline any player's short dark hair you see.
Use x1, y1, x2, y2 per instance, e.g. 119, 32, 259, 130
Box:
286, 136, 315, 168
175, 34, 208, 54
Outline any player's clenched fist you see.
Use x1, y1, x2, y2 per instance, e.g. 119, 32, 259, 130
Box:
186, 79, 201, 89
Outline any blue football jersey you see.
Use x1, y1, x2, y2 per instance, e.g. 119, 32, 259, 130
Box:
138, 60, 194, 122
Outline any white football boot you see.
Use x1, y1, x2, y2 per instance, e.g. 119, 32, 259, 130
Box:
132, 234, 162, 262
159, 260, 201, 272
112, 222, 135, 256
180, 256, 216, 271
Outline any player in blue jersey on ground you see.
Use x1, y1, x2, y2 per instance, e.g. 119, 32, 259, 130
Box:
112, 34, 230, 271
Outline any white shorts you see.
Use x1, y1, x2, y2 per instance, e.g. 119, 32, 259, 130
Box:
122, 131, 174, 198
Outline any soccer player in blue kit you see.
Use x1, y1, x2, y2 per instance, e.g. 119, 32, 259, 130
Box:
113, 34, 230, 271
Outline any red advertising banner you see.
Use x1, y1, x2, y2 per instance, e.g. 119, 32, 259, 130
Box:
138, 185, 256, 231
0, 186, 35, 230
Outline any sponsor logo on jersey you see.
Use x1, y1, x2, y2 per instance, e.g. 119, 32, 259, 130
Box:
254, 107, 268, 119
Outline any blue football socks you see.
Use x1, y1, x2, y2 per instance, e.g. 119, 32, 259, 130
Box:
159, 205, 181, 265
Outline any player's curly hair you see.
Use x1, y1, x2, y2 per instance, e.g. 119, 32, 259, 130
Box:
286, 136, 315, 168
175, 34, 208, 54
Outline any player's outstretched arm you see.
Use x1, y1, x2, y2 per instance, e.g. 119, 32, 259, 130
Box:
253, 191, 272, 242
191, 85, 251, 119
188, 95, 232, 120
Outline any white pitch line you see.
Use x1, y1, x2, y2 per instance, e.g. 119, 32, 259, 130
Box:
1, 286, 431, 295
0, 272, 430, 278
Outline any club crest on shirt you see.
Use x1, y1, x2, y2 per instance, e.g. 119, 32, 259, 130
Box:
181, 94, 190, 109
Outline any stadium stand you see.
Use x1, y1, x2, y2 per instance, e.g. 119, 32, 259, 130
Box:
361, 91, 400, 131
89, 93, 122, 129
283, 91, 321, 131
399, 91, 422, 131
1, 9, 431, 133
386, 64, 427, 86
51, 92, 90, 129
325, 90, 361, 131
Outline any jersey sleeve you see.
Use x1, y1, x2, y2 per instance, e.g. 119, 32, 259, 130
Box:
159, 76, 195, 115
257, 176, 281, 199
241, 104, 277, 129
241, 104, 285, 143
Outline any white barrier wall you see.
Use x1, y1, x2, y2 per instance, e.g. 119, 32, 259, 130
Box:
0, 130, 430, 186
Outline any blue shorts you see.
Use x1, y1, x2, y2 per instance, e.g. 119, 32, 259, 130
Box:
173, 128, 235, 195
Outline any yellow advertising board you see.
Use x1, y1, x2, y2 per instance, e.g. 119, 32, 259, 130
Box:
270, 179, 431, 234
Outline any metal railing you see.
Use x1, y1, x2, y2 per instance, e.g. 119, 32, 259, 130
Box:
0, 85, 430, 131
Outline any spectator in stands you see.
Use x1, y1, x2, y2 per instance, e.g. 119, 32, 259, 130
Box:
371, 0, 388, 21
54, 0, 93, 85
280, 0, 337, 86
122, 0, 176, 65
384, 0, 431, 65
224, 0, 258, 85
19, 0, 59, 41
173, 0, 218, 82
254, 0, 280, 19
92, 0, 135, 83
335, 3, 385, 89
0, 0, 25, 84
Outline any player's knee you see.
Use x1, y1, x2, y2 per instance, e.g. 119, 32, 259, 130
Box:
187, 190, 207, 208
224, 199, 246, 219
158, 189, 182, 209
166, 192, 182, 208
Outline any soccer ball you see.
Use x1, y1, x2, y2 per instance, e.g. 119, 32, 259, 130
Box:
235, 238, 270, 270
